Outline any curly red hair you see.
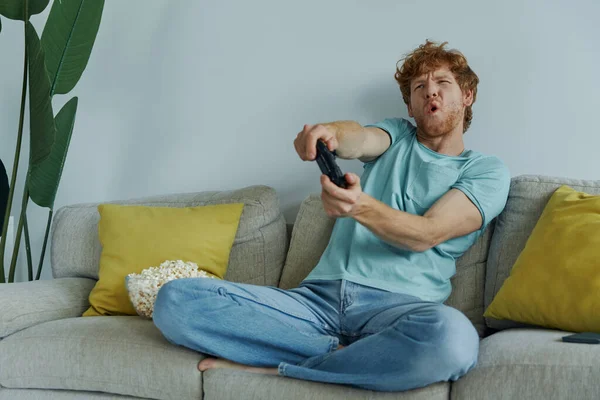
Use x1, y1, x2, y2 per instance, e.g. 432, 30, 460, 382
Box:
395, 40, 479, 133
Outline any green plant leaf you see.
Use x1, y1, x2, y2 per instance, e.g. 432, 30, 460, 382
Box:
41, 0, 104, 96
0, 0, 50, 21
26, 21, 55, 167
28, 97, 77, 208
0, 158, 8, 229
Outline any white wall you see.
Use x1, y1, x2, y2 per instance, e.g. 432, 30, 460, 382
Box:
1, 0, 599, 281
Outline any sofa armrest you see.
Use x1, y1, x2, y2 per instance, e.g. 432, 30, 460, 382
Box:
0, 277, 96, 338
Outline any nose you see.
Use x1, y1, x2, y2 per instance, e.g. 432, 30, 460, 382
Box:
426, 87, 438, 98
425, 81, 439, 98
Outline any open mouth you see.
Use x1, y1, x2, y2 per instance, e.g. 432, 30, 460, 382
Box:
428, 105, 439, 114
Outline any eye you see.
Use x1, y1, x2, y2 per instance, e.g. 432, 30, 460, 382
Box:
414, 84, 424, 90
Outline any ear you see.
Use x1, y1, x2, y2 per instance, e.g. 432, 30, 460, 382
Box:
463, 89, 474, 107
407, 102, 414, 118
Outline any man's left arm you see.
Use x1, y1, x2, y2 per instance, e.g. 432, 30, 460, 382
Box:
352, 188, 482, 252
320, 158, 510, 252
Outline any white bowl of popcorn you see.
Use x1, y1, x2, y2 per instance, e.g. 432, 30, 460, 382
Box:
126, 260, 215, 319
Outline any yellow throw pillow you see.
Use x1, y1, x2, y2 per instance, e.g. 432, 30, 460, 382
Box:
484, 185, 600, 332
83, 202, 244, 317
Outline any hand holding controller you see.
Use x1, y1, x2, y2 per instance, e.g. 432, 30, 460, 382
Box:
315, 140, 347, 189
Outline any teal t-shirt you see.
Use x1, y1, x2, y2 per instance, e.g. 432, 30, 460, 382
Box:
302, 118, 511, 303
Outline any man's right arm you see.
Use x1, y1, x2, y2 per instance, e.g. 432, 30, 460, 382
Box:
319, 121, 391, 162
357, 127, 392, 163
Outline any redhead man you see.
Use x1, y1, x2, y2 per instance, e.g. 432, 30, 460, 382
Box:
153, 40, 510, 392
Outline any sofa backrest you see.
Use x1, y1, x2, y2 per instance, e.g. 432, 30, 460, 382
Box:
279, 195, 335, 289
484, 174, 600, 330
50, 185, 288, 286
279, 192, 495, 336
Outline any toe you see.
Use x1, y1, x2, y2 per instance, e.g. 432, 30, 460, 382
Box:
198, 358, 215, 371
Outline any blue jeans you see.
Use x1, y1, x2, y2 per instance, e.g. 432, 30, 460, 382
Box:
153, 278, 478, 392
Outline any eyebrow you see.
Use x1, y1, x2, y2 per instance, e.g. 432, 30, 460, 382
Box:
412, 74, 454, 86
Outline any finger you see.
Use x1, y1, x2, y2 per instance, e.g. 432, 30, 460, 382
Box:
294, 135, 308, 161
309, 125, 335, 160
345, 173, 359, 186
321, 191, 347, 218
297, 126, 315, 161
325, 136, 338, 151
321, 175, 353, 202
320, 196, 336, 218
320, 175, 338, 197
303, 125, 320, 161
320, 185, 341, 215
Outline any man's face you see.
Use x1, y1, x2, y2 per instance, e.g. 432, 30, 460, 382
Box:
407, 65, 473, 136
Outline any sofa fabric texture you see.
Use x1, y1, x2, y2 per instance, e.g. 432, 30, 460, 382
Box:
1, 176, 598, 399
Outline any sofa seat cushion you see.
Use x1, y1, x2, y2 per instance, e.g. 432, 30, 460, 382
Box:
0, 316, 204, 400
203, 369, 449, 400
0, 388, 141, 399
451, 328, 600, 400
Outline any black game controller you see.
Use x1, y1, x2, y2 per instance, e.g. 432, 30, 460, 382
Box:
315, 140, 347, 188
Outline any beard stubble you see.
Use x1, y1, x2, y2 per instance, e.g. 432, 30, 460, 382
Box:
414, 101, 464, 136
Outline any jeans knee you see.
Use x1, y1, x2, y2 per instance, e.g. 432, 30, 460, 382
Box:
434, 307, 479, 378
152, 281, 181, 337
153, 278, 219, 343
153, 279, 205, 342
402, 306, 478, 378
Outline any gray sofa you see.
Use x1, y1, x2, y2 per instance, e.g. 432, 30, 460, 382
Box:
0, 174, 598, 400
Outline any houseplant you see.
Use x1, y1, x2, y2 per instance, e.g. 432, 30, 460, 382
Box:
0, 0, 105, 282
0, 159, 7, 232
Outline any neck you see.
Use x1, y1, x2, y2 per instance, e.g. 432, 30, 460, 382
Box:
416, 125, 465, 156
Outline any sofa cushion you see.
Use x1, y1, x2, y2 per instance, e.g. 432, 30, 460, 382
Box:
444, 223, 495, 337
278, 194, 335, 290
451, 328, 600, 400
279, 193, 495, 337
203, 369, 449, 400
484, 185, 600, 332
51, 185, 288, 287
0, 277, 95, 339
485, 175, 600, 330
0, 316, 204, 400
84, 202, 243, 317
0, 389, 140, 399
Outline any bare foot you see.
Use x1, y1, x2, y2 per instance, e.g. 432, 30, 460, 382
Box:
198, 345, 345, 373
198, 357, 278, 375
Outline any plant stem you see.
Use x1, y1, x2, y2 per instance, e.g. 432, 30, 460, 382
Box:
35, 209, 53, 280
24, 211, 33, 280
8, 185, 29, 282
0, 17, 29, 283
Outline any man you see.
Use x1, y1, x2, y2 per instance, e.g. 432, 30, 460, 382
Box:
153, 40, 511, 392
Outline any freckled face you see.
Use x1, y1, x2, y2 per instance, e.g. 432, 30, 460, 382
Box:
408, 66, 472, 136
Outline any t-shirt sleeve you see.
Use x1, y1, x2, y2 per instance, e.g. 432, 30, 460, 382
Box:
451, 156, 511, 230
364, 118, 412, 147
